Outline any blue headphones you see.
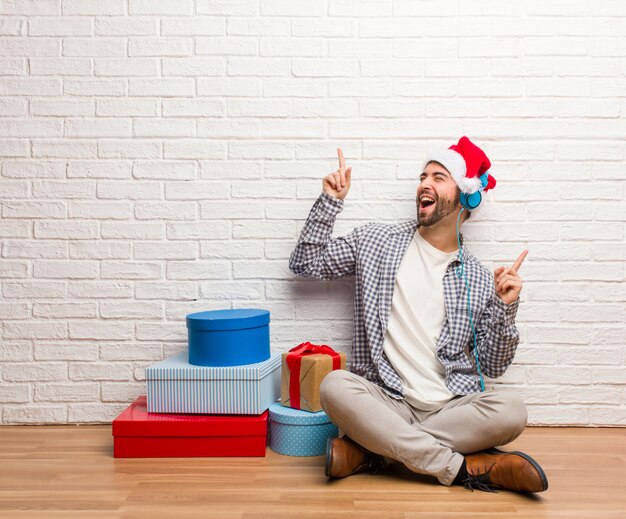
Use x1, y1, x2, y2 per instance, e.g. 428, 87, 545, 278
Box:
459, 170, 490, 211
455, 170, 492, 391
460, 191, 481, 210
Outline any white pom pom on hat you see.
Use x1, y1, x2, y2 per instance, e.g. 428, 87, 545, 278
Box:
423, 136, 496, 195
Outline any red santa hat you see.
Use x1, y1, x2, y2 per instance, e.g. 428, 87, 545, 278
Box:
423, 136, 496, 196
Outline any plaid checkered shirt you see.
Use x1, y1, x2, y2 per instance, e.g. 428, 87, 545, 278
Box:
288, 192, 521, 399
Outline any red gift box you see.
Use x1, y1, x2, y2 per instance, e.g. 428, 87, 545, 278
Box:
112, 396, 268, 458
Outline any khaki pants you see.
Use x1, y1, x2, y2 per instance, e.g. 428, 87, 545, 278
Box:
319, 370, 528, 486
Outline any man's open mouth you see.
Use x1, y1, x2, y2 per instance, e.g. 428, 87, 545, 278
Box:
419, 195, 436, 210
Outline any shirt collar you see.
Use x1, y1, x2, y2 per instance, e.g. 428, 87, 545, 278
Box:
408, 220, 473, 265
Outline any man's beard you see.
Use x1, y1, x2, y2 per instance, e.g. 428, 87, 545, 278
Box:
417, 191, 460, 227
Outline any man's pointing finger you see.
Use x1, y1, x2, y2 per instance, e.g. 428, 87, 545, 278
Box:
511, 249, 528, 273
337, 148, 346, 170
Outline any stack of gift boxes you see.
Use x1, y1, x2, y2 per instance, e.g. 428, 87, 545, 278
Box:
112, 309, 345, 459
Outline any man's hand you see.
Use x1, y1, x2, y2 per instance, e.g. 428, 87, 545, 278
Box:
323, 147, 352, 200
494, 250, 528, 305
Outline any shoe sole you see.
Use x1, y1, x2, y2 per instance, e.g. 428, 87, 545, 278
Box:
486, 447, 549, 492
324, 436, 334, 478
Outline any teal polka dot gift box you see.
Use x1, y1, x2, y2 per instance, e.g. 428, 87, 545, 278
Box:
268, 402, 338, 457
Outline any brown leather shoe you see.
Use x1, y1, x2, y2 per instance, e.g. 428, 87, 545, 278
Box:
324, 436, 386, 479
463, 448, 548, 493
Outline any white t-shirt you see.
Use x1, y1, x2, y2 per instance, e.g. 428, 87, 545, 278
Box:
382, 230, 458, 410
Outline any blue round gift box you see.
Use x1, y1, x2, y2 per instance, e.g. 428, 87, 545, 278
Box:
268, 402, 338, 457
186, 308, 270, 367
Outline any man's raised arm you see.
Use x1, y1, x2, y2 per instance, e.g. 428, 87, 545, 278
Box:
288, 148, 359, 280
475, 250, 528, 378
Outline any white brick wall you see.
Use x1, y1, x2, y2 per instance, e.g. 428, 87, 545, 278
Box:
0, 1, 624, 426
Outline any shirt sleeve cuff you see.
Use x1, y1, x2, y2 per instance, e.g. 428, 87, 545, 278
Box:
493, 296, 519, 325
315, 191, 344, 219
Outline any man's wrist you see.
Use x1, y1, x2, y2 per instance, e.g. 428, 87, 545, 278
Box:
321, 190, 344, 203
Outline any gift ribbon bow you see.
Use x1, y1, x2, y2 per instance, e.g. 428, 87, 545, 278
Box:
286, 341, 342, 410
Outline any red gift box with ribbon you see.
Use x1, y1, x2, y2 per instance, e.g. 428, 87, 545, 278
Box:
281, 341, 346, 412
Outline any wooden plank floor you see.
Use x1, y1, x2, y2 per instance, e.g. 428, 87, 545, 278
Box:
0, 426, 624, 519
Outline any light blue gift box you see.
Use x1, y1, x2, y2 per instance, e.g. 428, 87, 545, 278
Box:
146, 351, 281, 415
268, 402, 338, 457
